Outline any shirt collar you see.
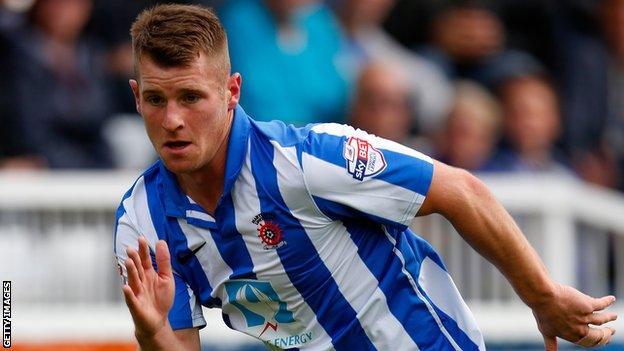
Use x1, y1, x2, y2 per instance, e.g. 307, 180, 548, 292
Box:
159, 105, 251, 218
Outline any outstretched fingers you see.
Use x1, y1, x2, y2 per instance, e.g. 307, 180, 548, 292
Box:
138, 236, 153, 271
589, 312, 618, 326
155, 240, 173, 280
592, 296, 616, 312
576, 326, 615, 348
127, 246, 145, 283
121, 284, 139, 312
125, 256, 142, 296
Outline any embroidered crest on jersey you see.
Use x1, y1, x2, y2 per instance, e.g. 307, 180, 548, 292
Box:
252, 213, 286, 250
343, 136, 387, 181
224, 280, 314, 348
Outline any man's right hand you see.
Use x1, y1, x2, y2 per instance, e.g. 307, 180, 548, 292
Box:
122, 236, 175, 340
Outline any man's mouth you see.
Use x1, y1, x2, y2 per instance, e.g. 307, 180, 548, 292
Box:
163, 141, 191, 150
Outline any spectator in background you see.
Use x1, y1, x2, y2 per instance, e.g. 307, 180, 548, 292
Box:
385, 0, 557, 71
4, 0, 113, 169
220, 0, 349, 126
333, 0, 453, 134
86, 0, 160, 115
86, 0, 226, 115
0, 1, 38, 168
435, 80, 501, 171
556, 0, 623, 190
418, 1, 535, 90
348, 61, 414, 144
486, 75, 570, 174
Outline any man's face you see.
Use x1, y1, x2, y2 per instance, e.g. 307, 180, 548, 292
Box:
130, 53, 241, 174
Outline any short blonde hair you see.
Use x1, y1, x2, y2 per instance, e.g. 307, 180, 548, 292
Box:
131, 4, 230, 75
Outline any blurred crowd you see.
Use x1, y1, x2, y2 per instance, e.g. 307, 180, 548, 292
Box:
1, 0, 623, 193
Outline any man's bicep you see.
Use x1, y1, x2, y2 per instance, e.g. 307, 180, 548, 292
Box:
417, 160, 477, 217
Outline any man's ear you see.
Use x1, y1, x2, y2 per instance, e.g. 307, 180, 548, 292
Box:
226, 73, 242, 110
129, 79, 141, 115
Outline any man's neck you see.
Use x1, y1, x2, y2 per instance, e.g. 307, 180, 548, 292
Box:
176, 111, 233, 215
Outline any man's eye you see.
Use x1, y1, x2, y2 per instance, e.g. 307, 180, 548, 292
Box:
183, 94, 200, 104
145, 96, 164, 106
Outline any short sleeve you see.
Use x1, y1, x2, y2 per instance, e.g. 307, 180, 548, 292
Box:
300, 123, 434, 230
113, 208, 206, 330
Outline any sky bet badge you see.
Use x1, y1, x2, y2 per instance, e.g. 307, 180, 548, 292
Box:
343, 136, 387, 181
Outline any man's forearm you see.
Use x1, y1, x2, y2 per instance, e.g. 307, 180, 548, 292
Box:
441, 172, 556, 307
136, 322, 187, 351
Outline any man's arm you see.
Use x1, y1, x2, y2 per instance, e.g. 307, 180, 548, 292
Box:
123, 236, 201, 351
417, 160, 617, 349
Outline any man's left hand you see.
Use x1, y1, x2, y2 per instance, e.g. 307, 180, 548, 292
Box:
532, 283, 617, 350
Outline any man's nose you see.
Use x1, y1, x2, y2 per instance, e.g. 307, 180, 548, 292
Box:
162, 102, 184, 132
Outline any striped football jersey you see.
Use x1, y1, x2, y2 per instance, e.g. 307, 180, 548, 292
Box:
114, 105, 485, 350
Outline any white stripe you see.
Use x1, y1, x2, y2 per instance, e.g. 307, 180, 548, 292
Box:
230, 144, 334, 350
176, 220, 233, 299
310, 123, 432, 163
418, 257, 486, 350
120, 177, 160, 249
186, 209, 215, 222
302, 152, 424, 226
273, 141, 419, 350
382, 228, 462, 351
188, 285, 207, 327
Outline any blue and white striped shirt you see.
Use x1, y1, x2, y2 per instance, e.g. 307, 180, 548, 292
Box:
114, 105, 485, 350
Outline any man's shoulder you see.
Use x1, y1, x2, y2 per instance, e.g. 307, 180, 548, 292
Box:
249, 119, 354, 147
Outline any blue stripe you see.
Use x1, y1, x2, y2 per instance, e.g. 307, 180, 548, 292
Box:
186, 217, 218, 230
401, 234, 480, 350
145, 171, 220, 329
312, 195, 409, 231
427, 294, 481, 351
249, 134, 376, 351
188, 203, 209, 213
169, 273, 198, 329
313, 196, 459, 350
214, 193, 257, 280
304, 131, 433, 195
252, 119, 317, 147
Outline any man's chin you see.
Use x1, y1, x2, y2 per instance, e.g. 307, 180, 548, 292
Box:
161, 158, 197, 174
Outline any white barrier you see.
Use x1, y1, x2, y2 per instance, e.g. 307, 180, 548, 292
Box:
0, 171, 622, 344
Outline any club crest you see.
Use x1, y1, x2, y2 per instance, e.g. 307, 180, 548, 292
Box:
252, 213, 286, 250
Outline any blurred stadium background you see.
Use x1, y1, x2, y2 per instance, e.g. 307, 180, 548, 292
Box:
1, 0, 623, 350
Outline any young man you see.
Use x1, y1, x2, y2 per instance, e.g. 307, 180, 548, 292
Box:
114, 4, 617, 350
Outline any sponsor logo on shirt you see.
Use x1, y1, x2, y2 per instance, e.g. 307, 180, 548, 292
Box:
252, 213, 286, 250
343, 137, 387, 181
224, 280, 314, 348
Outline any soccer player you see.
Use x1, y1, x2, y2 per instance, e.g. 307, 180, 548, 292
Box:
114, 4, 617, 351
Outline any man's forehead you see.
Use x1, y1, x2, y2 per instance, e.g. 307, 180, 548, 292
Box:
137, 58, 226, 92
136, 51, 226, 79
